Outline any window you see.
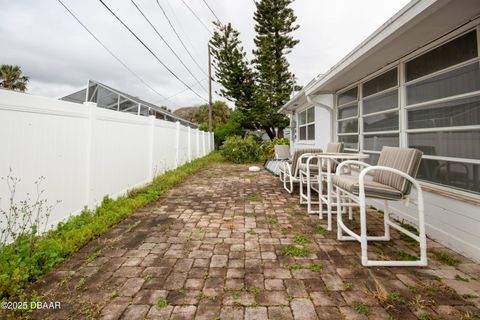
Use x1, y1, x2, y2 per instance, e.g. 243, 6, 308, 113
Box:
298, 107, 315, 141
337, 87, 359, 150
361, 68, 399, 162
405, 29, 480, 194
334, 29, 480, 195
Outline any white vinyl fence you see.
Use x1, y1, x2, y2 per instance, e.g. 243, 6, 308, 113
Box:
0, 89, 213, 232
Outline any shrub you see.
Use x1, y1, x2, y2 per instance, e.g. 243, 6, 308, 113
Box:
220, 136, 262, 163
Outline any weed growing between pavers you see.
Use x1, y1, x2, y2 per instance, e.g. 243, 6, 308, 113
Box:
0, 152, 223, 301
353, 302, 370, 315
293, 234, 311, 244
431, 249, 460, 266
281, 245, 310, 257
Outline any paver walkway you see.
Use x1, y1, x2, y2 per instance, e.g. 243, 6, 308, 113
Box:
24, 163, 480, 319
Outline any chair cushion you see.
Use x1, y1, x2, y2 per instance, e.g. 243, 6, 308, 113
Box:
298, 163, 319, 173
333, 175, 403, 200
291, 148, 323, 175
373, 147, 423, 195
326, 143, 344, 153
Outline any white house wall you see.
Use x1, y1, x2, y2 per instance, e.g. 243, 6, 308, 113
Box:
293, 105, 332, 152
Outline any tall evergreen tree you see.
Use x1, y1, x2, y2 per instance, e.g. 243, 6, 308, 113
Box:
209, 22, 257, 130
209, 0, 299, 139
253, 0, 299, 138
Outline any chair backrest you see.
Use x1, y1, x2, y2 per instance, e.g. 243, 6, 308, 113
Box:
291, 148, 323, 175
326, 142, 344, 153
325, 142, 344, 171
274, 145, 291, 159
373, 147, 423, 195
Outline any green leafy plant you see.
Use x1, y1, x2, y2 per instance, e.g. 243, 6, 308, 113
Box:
156, 299, 169, 308
309, 264, 322, 273
220, 136, 263, 163
353, 302, 370, 315
282, 245, 310, 257
293, 234, 311, 245
246, 194, 261, 202
395, 251, 418, 261
431, 250, 460, 266
144, 274, 153, 282
454, 274, 469, 282
343, 282, 353, 291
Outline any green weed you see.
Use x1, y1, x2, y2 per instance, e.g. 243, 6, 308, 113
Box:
281, 245, 310, 257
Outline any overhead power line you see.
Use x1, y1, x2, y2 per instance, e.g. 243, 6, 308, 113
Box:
97, 0, 208, 103
130, 0, 208, 94
202, 0, 222, 25
56, 0, 177, 105
155, 0, 208, 77
179, 0, 213, 35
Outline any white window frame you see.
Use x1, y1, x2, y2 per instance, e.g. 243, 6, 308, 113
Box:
334, 23, 480, 198
297, 106, 316, 142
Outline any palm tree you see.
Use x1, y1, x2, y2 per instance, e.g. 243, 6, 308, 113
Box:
0, 64, 29, 92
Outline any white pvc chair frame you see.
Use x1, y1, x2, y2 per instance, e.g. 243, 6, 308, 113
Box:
280, 153, 320, 193
335, 160, 428, 267
299, 155, 353, 229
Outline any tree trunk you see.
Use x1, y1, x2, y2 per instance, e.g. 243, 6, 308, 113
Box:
264, 126, 275, 140
277, 128, 284, 138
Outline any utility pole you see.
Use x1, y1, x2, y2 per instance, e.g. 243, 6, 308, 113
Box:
208, 44, 213, 132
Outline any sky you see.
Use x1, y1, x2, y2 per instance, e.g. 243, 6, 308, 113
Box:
0, 0, 411, 109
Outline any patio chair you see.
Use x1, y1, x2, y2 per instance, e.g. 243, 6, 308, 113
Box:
274, 145, 291, 160
264, 145, 291, 176
298, 143, 344, 211
333, 146, 427, 267
279, 148, 322, 193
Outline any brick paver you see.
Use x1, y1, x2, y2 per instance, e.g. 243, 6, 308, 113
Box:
23, 163, 480, 319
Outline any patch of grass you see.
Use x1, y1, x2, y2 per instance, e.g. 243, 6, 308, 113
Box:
109, 290, 118, 298
0, 152, 223, 301
247, 229, 256, 235
75, 277, 85, 290
353, 302, 370, 316
343, 282, 353, 291
455, 274, 469, 282
246, 194, 261, 202
407, 286, 418, 294
395, 251, 418, 261
268, 218, 279, 225
309, 264, 322, 273
399, 221, 419, 244
315, 225, 328, 236
247, 287, 261, 295
462, 293, 479, 299
293, 234, 311, 245
285, 263, 302, 270
144, 274, 153, 281
281, 245, 310, 257
86, 252, 98, 264
387, 291, 404, 303
418, 313, 435, 320
431, 250, 460, 266
203, 271, 209, 280
156, 299, 169, 308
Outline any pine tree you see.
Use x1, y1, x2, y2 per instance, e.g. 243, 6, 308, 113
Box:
209, 0, 299, 140
253, 0, 299, 138
209, 22, 257, 130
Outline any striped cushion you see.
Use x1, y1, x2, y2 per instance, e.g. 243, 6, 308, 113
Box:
291, 148, 323, 175
333, 175, 403, 200
326, 143, 344, 153
298, 163, 320, 173
373, 147, 423, 195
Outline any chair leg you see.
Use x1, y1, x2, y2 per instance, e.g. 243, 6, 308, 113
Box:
336, 188, 343, 239
384, 200, 391, 241
318, 175, 323, 219
299, 172, 305, 204
348, 201, 353, 220
359, 197, 369, 266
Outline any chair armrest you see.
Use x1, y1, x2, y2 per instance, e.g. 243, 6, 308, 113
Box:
357, 166, 424, 210
336, 160, 370, 175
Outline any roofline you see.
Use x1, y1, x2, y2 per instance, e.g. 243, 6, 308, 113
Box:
304, 0, 434, 96
87, 80, 198, 127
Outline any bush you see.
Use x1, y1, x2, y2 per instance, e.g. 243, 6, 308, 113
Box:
214, 121, 244, 148
220, 136, 263, 163
0, 152, 223, 301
